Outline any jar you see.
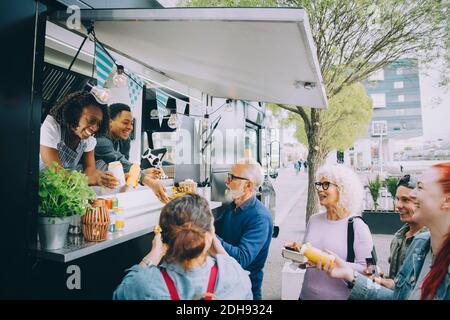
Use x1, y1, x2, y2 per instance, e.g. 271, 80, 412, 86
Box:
114, 207, 125, 231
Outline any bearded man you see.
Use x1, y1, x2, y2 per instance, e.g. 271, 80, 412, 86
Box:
214, 159, 273, 300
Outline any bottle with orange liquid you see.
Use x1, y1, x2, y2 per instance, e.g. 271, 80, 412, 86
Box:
300, 243, 335, 268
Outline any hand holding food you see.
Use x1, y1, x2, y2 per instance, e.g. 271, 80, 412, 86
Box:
154, 224, 162, 234
320, 249, 354, 282
144, 167, 163, 180
98, 171, 119, 189
126, 163, 141, 188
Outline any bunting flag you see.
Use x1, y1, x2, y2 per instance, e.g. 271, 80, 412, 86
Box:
155, 88, 169, 127
95, 42, 114, 88
127, 72, 144, 108
176, 100, 188, 128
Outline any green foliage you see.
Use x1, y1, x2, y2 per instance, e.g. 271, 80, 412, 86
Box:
280, 0, 448, 97
39, 162, 96, 218
279, 83, 373, 152
385, 176, 399, 210
368, 175, 382, 211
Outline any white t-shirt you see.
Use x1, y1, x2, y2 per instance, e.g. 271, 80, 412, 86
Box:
40, 115, 96, 151
39, 115, 97, 170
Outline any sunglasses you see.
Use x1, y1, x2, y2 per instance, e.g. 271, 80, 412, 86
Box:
314, 181, 338, 191
397, 174, 417, 189
226, 173, 249, 182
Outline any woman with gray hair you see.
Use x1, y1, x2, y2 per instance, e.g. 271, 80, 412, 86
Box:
297, 164, 374, 300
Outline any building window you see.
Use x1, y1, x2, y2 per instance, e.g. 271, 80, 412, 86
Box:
398, 95, 405, 102
372, 120, 387, 136
368, 69, 384, 81
394, 81, 404, 89
370, 93, 386, 108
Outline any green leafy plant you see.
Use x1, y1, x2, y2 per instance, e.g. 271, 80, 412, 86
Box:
39, 162, 96, 218
368, 175, 382, 211
385, 176, 399, 211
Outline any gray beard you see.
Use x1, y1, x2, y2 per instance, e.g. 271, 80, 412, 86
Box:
225, 187, 245, 202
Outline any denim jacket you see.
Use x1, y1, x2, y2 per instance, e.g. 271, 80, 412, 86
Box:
350, 232, 450, 300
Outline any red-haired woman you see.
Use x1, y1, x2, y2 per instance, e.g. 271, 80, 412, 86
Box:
315, 163, 450, 300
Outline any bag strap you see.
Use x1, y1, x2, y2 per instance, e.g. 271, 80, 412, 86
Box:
160, 268, 180, 300
205, 263, 219, 300
346, 217, 356, 263
346, 216, 378, 264
159, 263, 218, 300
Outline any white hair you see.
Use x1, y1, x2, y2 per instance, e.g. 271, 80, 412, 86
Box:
316, 164, 364, 216
235, 158, 264, 190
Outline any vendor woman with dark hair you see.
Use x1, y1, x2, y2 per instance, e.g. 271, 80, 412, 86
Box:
40, 91, 118, 189
95, 103, 170, 203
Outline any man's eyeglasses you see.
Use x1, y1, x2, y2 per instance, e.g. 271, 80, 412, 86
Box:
314, 181, 338, 191
226, 173, 249, 182
397, 174, 417, 189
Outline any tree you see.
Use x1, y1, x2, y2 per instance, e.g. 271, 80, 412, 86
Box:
368, 175, 382, 211
277, 83, 372, 219
385, 176, 400, 210
183, 0, 448, 222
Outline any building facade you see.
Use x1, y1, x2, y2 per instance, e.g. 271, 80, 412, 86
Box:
346, 58, 423, 170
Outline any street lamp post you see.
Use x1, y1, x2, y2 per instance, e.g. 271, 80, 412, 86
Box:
379, 133, 383, 175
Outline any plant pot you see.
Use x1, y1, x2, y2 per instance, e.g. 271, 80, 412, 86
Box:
362, 210, 404, 235
37, 216, 72, 250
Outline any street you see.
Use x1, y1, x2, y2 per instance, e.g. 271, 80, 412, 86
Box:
262, 168, 394, 300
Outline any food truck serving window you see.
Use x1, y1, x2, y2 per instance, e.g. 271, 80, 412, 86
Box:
245, 125, 259, 163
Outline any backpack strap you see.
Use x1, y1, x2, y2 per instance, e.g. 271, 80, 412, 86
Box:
346, 216, 378, 264
346, 217, 356, 263
160, 268, 180, 300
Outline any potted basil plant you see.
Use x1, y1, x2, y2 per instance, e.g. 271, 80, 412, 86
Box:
38, 162, 96, 250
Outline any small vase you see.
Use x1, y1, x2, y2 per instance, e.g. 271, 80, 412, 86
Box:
68, 215, 82, 235
82, 198, 110, 242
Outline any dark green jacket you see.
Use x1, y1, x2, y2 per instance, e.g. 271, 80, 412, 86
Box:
388, 223, 428, 278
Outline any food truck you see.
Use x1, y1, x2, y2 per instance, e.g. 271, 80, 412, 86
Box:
0, 1, 327, 299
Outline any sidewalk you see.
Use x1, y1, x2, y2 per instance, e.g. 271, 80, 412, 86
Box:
262, 169, 308, 300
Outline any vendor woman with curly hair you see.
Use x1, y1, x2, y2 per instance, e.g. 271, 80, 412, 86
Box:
39, 91, 118, 189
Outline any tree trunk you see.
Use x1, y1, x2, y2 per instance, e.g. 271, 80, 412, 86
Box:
305, 109, 325, 224
306, 148, 322, 224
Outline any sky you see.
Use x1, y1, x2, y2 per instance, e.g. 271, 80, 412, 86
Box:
419, 59, 450, 140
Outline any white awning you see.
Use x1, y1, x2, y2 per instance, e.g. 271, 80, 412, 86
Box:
51, 8, 327, 108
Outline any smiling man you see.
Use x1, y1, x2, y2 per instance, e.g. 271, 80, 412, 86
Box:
95, 103, 169, 203
388, 174, 428, 279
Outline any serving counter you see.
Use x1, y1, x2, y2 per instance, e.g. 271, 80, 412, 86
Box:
30, 185, 221, 299
34, 186, 221, 263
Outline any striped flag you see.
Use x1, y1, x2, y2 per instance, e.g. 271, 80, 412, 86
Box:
127, 72, 144, 108
155, 88, 169, 127
176, 99, 188, 128
95, 42, 114, 88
